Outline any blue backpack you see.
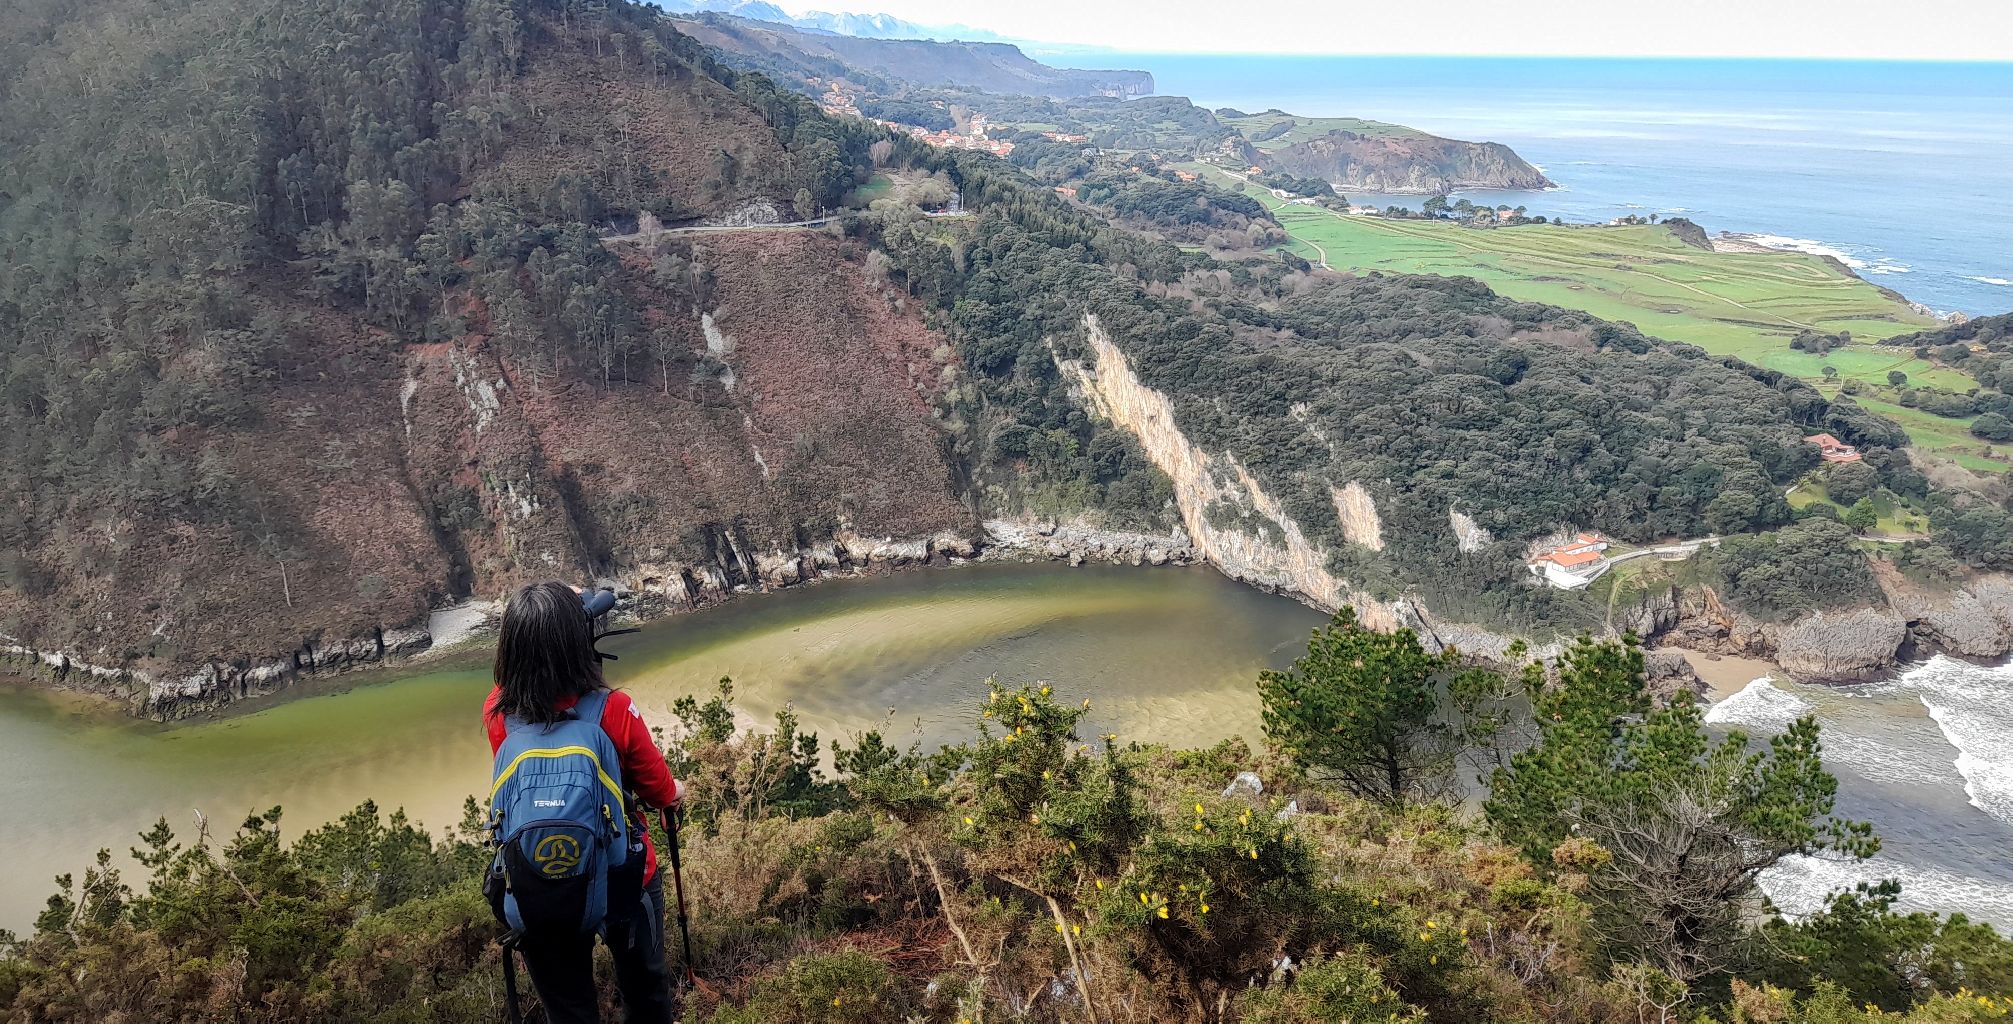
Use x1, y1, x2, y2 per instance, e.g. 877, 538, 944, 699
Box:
486, 690, 631, 936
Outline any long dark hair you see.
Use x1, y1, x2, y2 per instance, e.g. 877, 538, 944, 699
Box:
491, 581, 605, 725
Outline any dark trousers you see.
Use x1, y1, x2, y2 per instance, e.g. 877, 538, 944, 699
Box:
518, 874, 675, 1024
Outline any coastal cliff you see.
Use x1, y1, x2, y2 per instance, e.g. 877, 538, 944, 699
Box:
1262, 132, 1554, 194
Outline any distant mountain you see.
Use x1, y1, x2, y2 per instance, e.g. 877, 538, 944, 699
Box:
672, 13, 1153, 98
654, 0, 1006, 41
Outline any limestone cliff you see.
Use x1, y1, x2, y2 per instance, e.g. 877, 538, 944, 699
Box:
1055, 316, 1406, 631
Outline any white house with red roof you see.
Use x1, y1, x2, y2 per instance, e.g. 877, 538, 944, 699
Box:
1528, 532, 1612, 589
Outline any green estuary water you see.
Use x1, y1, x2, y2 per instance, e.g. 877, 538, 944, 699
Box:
0, 562, 1325, 930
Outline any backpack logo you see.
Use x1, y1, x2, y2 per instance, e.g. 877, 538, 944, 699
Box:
534, 834, 582, 876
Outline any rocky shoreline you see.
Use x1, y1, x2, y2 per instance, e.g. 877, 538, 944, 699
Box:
1612, 568, 2013, 688
10, 512, 2008, 721
0, 518, 1212, 720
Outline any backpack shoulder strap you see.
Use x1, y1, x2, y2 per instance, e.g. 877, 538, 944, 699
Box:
573, 689, 612, 732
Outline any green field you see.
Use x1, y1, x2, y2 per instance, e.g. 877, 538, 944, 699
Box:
1785, 477, 1930, 536
1222, 112, 1428, 148
1849, 395, 2013, 472
1191, 165, 2007, 470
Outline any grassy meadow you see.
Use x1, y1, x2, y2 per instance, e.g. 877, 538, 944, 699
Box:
1194, 165, 2008, 471
1220, 111, 1431, 147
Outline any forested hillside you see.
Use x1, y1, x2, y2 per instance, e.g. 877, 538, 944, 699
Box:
0, 0, 977, 710
3, 0, 2003, 711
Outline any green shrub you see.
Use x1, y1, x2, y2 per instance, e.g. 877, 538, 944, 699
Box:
1243, 953, 1424, 1023
706, 950, 901, 1024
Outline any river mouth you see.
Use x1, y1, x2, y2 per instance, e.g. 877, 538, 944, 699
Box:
0, 561, 1324, 931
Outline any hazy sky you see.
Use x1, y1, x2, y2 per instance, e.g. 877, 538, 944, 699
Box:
791, 0, 2013, 61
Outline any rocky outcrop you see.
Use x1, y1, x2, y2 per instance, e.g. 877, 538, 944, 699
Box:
1772, 608, 1911, 681
983, 518, 1202, 568
1878, 565, 2013, 659
1449, 509, 1492, 553
618, 524, 983, 618
1263, 131, 1553, 194
1613, 583, 1685, 639
1643, 648, 1708, 701
1332, 482, 1385, 551
1626, 572, 2013, 684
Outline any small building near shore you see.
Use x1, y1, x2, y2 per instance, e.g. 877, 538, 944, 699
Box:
1527, 532, 1612, 590
1805, 433, 1863, 463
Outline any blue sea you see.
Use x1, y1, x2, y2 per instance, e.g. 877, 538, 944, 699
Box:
1044, 54, 2013, 317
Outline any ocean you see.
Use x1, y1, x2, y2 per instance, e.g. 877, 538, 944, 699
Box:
1043, 54, 2013, 318
1705, 659, 2013, 928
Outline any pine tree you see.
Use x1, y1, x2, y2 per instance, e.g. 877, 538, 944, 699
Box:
1484, 637, 1877, 984
1257, 607, 1463, 807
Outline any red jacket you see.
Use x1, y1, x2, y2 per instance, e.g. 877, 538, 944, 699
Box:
485, 686, 682, 883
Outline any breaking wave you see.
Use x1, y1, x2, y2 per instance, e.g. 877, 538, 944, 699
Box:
1763, 853, 2013, 922
1904, 656, 2013, 824
1703, 677, 1952, 787
1968, 276, 2012, 287
1703, 676, 1809, 730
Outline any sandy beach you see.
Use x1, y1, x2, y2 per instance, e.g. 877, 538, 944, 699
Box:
1679, 650, 1781, 700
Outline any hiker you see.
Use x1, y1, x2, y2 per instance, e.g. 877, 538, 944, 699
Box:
484, 581, 685, 1024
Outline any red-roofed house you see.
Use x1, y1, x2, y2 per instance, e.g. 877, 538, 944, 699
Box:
1528, 533, 1612, 589
1805, 433, 1863, 463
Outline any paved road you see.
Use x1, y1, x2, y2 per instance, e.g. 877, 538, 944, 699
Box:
602, 217, 832, 244
1605, 537, 1721, 567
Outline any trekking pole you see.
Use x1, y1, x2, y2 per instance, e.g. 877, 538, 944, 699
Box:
661, 807, 715, 997
500, 933, 524, 1024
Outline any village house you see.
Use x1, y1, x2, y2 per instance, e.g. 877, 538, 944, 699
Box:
1804, 433, 1863, 463
1054, 185, 1078, 198
1172, 169, 1196, 182
1527, 532, 1612, 590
